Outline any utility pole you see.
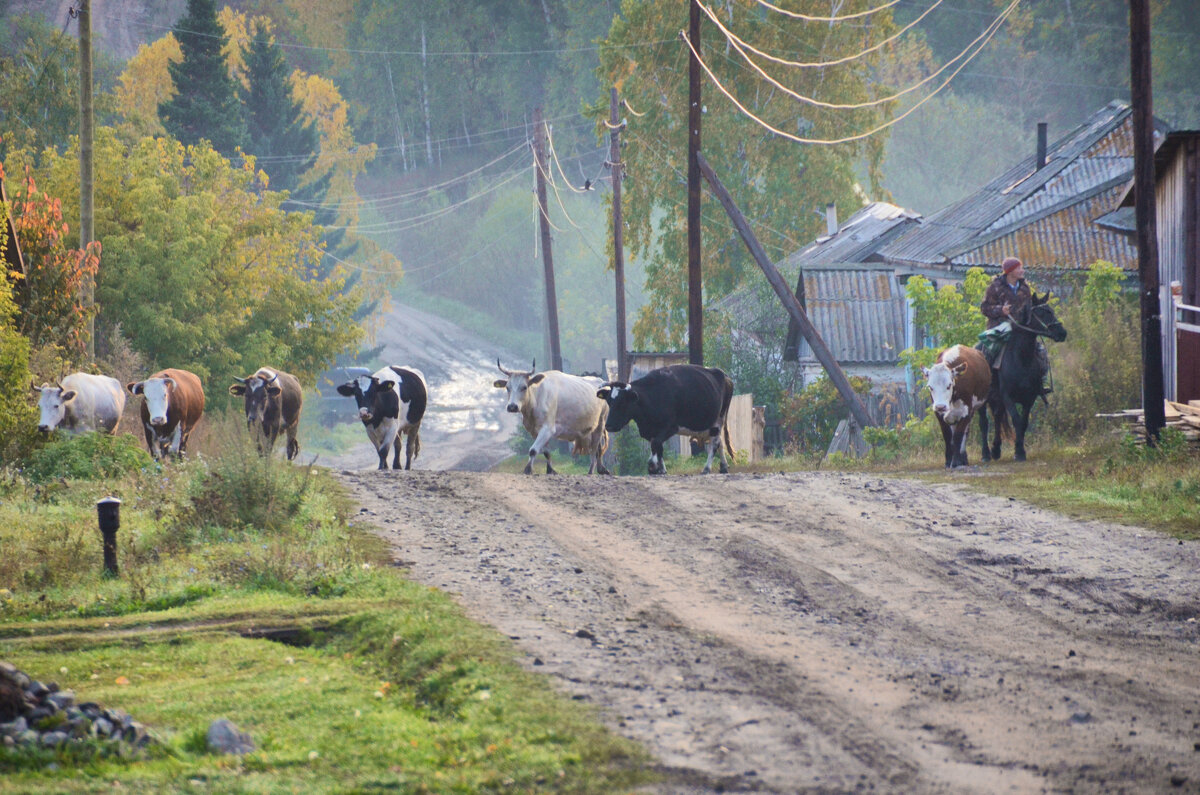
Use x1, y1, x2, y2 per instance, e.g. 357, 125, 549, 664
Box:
609, 88, 629, 382
686, 0, 703, 365
1130, 0, 1165, 441
532, 106, 563, 372
78, 0, 95, 360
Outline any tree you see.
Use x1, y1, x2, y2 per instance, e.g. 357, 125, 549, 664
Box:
113, 35, 183, 141
596, 1, 897, 351
4, 170, 99, 356
6, 129, 364, 396
159, 0, 246, 156
899, 268, 991, 370
0, 15, 81, 161
239, 19, 319, 196
0, 161, 37, 464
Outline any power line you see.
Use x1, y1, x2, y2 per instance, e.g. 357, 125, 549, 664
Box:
679, 0, 1018, 145
753, 0, 902, 22
701, 0, 944, 70
108, 14, 678, 58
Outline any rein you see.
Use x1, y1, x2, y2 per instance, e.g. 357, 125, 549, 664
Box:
1007, 311, 1060, 338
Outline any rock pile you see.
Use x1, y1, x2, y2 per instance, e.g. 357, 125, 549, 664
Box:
0, 660, 154, 751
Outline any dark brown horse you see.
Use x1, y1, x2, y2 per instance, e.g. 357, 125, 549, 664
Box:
978, 293, 1068, 462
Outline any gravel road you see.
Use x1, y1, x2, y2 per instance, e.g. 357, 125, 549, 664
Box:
336, 467, 1200, 794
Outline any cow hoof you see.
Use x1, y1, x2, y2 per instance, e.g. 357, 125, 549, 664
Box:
1015, 452, 1026, 462
523, 464, 534, 475
719, 464, 728, 474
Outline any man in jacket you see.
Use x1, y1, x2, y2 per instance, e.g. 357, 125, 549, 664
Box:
978, 256, 1051, 394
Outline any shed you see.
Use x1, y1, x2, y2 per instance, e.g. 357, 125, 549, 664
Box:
1119, 131, 1200, 403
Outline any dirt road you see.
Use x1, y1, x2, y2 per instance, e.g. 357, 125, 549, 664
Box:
336, 467, 1200, 794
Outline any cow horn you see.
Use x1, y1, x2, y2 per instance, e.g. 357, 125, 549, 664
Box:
497, 358, 512, 376
30, 379, 40, 393
266, 371, 278, 383
530, 358, 536, 373
233, 376, 247, 384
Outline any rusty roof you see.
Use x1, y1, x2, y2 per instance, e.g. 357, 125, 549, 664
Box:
878, 101, 1162, 273
779, 202, 922, 269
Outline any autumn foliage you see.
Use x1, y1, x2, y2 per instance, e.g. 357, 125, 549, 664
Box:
4, 166, 99, 357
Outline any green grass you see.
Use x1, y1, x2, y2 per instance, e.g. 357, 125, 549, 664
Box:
0, 420, 653, 793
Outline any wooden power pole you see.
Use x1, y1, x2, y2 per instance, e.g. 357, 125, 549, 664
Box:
79, 0, 95, 360
686, 0, 703, 365
532, 107, 563, 372
1130, 0, 1165, 441
609, 88, 629, 382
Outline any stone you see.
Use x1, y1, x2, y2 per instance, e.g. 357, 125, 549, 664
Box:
40, 731, 69, 747
206, 719, 255, 755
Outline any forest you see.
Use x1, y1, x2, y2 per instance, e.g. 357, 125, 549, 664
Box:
1, 0, 1198, 460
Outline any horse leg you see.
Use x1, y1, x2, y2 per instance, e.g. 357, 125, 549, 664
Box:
978, 406, 991, 462
990, 397, 1005, 460
1013, 398, 1034, 462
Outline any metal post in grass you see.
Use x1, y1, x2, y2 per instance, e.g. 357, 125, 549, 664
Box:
97, 497, 121, 577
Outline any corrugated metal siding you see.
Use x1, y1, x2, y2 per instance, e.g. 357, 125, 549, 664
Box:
797, 269, 906, 364
1158, 149, 1188, 400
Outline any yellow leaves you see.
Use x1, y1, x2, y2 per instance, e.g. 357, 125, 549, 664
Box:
218, 9, 275, 89
114, 675, 130, 685
114, 35, 182, 138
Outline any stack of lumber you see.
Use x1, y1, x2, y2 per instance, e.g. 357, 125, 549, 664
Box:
1097, 399, 1200, 446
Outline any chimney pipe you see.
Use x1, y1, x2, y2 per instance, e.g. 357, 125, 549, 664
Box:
1036, 123, 1048, 169
825, 202, 838, 236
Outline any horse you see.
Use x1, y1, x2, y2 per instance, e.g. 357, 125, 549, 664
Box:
978, 292, 1068, 462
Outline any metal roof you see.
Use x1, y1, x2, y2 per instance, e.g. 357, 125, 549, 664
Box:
778, 202, 922, 268
878, 101, 1159, 273
789, 267, 907, 364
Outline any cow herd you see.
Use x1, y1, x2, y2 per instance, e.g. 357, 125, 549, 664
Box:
29, 360, 737, 476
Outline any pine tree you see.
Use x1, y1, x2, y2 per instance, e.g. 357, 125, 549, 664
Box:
159, 0, 245, 156
241, 22, 318, 195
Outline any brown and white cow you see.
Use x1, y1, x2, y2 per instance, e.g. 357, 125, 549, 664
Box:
922, 345, 991, 469
126, 368, 205, 460
229, 367, 303, 460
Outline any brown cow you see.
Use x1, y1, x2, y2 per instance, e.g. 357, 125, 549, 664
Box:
229, 367, 303, 460
922, 345, 991, 469
126, 368, 205, 460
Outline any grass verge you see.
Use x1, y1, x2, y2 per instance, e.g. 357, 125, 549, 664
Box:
0, 421, 652, 793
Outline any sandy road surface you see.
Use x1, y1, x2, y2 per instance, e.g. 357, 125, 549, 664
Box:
336, 467, 1200, 794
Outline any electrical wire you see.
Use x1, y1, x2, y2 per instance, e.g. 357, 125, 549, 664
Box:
704, 0, 1014, 111
753, 0, 902, 22
700, 0, 943, 70
678, 0, 1018, 146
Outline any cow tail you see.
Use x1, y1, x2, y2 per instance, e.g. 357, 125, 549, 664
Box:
410, 426, 421, 461
720, 373, 734, 458
723, 424, 734, 459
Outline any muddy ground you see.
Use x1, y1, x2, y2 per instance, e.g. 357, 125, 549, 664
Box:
328, 302, 1200, 793
335, 469, 1200, 794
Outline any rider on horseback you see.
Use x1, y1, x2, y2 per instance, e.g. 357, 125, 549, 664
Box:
978, 256, 1052, 395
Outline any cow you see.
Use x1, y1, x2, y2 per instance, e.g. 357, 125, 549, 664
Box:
597, 364, 733, 475
32, 372, 126, 435
126, 368, 206, 460
493, 359, 611, 475
922, 344, 991, 469
336, 365, 427, 470
229, 367, 304, 460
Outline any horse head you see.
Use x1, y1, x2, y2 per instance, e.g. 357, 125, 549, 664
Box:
1022, 292, 1068, 342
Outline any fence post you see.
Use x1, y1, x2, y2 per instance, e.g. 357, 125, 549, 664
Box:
97, 497, 121, 577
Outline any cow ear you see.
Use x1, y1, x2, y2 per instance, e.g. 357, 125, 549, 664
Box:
229, 384, 247, 396
336, 383, 356, 396
266, 385, 282, 396
60, 390, 77, 403
528, 373, 545, 386
920, 366, 930, 378
379, 380, 396, 391
126, 381, 144, 395
596, 386, 611, 400
493, 379, 508, 389
952, 362, 967, 376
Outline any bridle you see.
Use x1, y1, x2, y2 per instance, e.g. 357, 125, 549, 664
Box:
1008, 302, 1063, 338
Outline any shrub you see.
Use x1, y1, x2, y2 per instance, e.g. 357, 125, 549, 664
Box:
180, 442, 312, 535
22, 432, 154, 484
777, 374, 873, 457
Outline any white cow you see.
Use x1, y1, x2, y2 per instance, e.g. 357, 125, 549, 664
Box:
33, 372, 126, 435
493, 359, 610, 475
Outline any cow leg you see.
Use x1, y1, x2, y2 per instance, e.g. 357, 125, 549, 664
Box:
391, 435, 403, 469
170, 424, 185, 458
143, 424, 161, 461
593, 427, 611, 475
953, 418, 971, 468
543, 450, 556, 475
526, 426, 556, 475
937, 416, 953, 468
375, 441, 390, 470
717, 427, 730, 474
648, 437, 669, 475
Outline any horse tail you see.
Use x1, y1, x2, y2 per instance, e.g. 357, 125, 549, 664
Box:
995, 403, 1014, 442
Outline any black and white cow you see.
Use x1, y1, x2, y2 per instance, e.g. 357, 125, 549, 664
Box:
336, 365, 427, 470
597, 364, 734, 475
